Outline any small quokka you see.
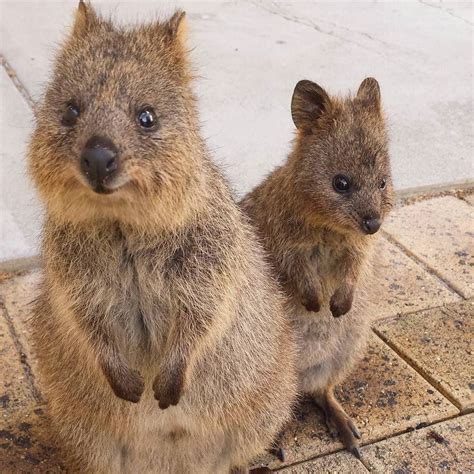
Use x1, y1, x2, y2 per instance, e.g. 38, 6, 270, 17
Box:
28, 3, 297, 472
242, 78, 394, 457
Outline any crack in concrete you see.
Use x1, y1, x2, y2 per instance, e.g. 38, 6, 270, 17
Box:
248, 0, 386, 57
418, 0, 473, 27
1, 54, 37, 113
0, 297, 43, 404
301, 12, 395, 50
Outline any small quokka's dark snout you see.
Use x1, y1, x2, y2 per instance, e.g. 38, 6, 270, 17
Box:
362, 216, 381, 235
80, 136, 118, 192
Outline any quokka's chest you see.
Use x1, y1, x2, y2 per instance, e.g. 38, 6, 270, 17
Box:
53, 234, 171, 316
309, 238, 351, 278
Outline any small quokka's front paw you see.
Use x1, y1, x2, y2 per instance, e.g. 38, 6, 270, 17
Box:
106, 367, 145, 403
329, 290, 353, 318
153, 369, 185, 409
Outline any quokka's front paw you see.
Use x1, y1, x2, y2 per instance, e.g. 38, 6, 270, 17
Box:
153, 368, 185, 409
302, 297, 321, 313
301, 288, 321, 313
105, 366, 145, 403
329, 288, 353, 318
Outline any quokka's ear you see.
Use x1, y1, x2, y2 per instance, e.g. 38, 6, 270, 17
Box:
164, 10, 187, 43
291, 80, 331, 133
356, 77, 381, 112
72, 1, 99, 36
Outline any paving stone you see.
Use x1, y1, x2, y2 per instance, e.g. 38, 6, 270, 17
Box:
0, 269, 42, 370
0, 271, 14, 283
361, 414, 474, 473
335, 335, 458, 442
260, 334, 458, 469
370, 237, 461, 321
0, 308, 62, 472
384, 197, 474, 298
0, 308, 34, 421
463, 193, 474, 206
279, 451, 367, 473
375, 300, 474, 411
0, 403, 64, 473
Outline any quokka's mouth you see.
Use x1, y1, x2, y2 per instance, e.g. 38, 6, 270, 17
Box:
78, 173, 129, 196
92, 183, 115, 195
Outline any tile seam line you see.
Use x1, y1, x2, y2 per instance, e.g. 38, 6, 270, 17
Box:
352, 411, 471, 471
273, 411, 461, 472
1, 54, 37, 112
373, 300, 463, 324
371, 328, 462, 411
271, 446, 368, 472
0, 296, 43, 403
397, 185, 474, 206
381, 230, 467, 299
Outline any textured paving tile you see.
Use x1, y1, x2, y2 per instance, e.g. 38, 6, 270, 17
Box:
0, 404, 63, 473
375, 300, 474, 411
361, 414, 474, 473
384, 197, 474, 298
0, 270, 41, 370
261, 334, 458, 469
0, 307, 62, 472
0, 308, 34, 421
369, 237, 460, 321
279, 451, 367, 473
464, 193, 474, 206
335, 335, 458, 440
0, 271, 14, 283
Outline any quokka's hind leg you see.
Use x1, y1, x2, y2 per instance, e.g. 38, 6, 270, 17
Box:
313, 387, 362, 459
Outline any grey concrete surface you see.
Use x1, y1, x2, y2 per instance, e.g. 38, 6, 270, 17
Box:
0, 66, 41, 264
0, 0, 473, 264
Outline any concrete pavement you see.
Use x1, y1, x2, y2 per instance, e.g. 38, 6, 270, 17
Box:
1, 0, 473, 263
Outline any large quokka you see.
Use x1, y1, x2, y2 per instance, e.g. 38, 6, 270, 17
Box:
28, 3, 297, 472
242, 78, 393, 457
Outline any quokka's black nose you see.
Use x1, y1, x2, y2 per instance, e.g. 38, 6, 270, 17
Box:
362, 217, 381, 235
80, 136, 118, 192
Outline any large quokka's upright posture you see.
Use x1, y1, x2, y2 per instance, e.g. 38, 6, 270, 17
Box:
242, 78, 393, 457
28, 3, 296, 472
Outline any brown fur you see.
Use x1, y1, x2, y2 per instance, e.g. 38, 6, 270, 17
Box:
241, 78, 394, 457
28, 3, 297, 472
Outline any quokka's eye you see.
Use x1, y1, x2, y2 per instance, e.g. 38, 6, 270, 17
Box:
333, 174, 351, 193
61, 103, 80, 127
379, 178, 387, 190
137, 107, 157, 130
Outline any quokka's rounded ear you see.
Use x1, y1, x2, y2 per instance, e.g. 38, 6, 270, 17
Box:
73, 1, 99, 36
356, 77, 381, 112
291, 80, 331, 133
165, 10, 187, 43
